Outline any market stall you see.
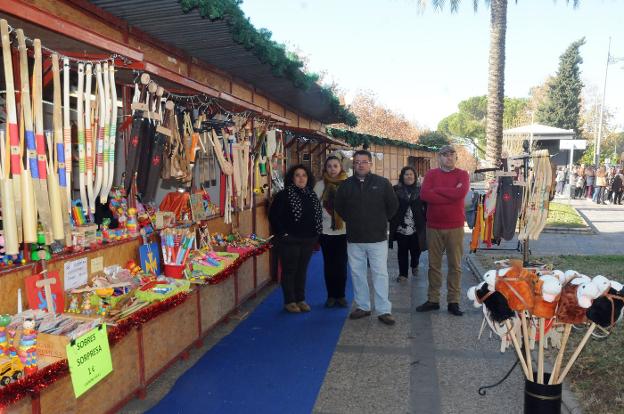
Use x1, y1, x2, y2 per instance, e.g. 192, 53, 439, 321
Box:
0, 1, 355, 412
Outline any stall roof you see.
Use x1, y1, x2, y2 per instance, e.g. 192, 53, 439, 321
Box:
87, 0, 355, 126
503, 124, 575, 140
284, 126, 349, 148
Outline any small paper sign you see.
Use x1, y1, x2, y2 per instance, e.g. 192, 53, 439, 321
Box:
91, 257, 104, 273
66, 324, 113, 398
64, 257, 88, 291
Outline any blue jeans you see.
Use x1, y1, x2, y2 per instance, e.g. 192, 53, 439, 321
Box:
347, 241, 391, 315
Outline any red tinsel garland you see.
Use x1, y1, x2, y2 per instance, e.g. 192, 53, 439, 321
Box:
0, 245, 271, 408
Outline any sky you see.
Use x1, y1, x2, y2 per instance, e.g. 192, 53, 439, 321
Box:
240, 0, 624, 130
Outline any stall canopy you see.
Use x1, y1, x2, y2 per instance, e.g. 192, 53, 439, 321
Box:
87, 0, 356, 126
284, 126, 349, 148
503, 124, 575, 141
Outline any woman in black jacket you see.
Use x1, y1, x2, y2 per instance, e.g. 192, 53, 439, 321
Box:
269, 164, 322, 313
389, 166, 427, 283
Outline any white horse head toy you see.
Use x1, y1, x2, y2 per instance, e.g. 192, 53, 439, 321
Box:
539, 275, 562, 302
592, 275, 611, 296
483, 270, 497, 291
577, 282, 600, 309
467, 282, 485, 308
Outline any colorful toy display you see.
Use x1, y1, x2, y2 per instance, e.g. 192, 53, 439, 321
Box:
17, 319, 37, 375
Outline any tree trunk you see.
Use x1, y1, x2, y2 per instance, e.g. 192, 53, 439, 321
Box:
486, 0, 507, 167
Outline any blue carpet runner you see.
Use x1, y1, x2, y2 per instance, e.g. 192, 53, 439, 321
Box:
148, 251, 351, 414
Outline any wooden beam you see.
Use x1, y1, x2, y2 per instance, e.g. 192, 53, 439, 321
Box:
0, 0, 144, 62
144, 62, 220, 98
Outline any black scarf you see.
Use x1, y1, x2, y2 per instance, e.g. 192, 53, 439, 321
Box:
286, 184, 323, 234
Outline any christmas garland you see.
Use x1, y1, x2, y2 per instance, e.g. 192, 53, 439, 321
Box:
178, 0, 356, 126
326, 128, 440, 152
0, 244, 271, 408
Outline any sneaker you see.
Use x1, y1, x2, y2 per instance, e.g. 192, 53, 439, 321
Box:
349, 308, 372, 319
336, 297, 349, 308
325, 298, 336, 308
415, 301, 440, 312
447, 303, 464, 316
297, 301, 311, 312
411, 267, 418, 277
377, 313, 396, 325
284, 303, 301, 313
396, 275, 408, 283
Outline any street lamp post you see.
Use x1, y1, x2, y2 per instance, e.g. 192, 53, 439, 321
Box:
596, 38, 624, 167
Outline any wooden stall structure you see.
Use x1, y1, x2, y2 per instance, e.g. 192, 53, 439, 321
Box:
325, 128, 437, 184
0, 1, 354, 412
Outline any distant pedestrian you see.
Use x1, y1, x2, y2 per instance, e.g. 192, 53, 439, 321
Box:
575, 174, 585, 199
612, 169, 624, 205
593, 166, 607, 204
335, 150, 399, 325
269, 164, 322, 313
555, 167, 566, 194
389, 166, 427, 283
585, 166, 595, 198
314, 156, 349, 308
416, 145, 469, 317
568, 171, 577, 199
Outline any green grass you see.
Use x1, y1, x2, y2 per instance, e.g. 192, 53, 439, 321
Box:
473, 253, 624, 413
545, 202, 586, 228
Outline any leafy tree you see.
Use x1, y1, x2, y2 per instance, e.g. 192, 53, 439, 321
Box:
339, 90, 422, 142
438, 95, 529, 158
418, 131, 451, 147
426, 0, 579, 167
536, 38, 586, 135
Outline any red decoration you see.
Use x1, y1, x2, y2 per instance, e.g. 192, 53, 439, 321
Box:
0, 245, 271, 408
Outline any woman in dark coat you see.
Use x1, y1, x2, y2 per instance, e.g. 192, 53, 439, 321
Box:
389, 166, 427, 283
269, 164, 323, 313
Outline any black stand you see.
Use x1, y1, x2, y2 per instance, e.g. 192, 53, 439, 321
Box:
478, 140, 533, 396
478, 358, 519, 396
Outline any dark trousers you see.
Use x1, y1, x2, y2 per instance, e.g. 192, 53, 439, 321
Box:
615, 190, 623, 204
278, 235, 317, 304
319, 234, 348, 299
395, 232, 421, 276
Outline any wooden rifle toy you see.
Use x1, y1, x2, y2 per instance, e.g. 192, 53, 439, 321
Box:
0, 20, 20, 253
63, 57, 72, 212
84, 63, 95, 218
91, 63, 106, 210
16, 30, 40, 243
76, 63, 88, 217
32, 39, 54, 243
51, 54, 72, 245
103, 62, 118, 202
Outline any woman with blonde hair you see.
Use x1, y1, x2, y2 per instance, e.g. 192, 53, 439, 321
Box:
314, 156, 349, 307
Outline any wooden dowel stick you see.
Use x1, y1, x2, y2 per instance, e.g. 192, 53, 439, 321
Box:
520, 312, 534, 380
506, 319, 531, 380
538, 318, 545, 384
557, 323, 596, 384
549, 324, 572, 385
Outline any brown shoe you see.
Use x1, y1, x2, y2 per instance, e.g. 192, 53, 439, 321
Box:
284, 303, 301, 313
349, 308, 372, 319
336, 297, 349, 308
378, 313, 396, 325
396, 275, 408, 283
297, 301, 311, 312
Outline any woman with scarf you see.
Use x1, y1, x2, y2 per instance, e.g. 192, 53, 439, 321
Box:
269, 164, 323, 313
314, 156, 349, 308
389, 166, 427, 283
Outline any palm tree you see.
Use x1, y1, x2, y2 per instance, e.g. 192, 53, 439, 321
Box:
426, 0, 579, 167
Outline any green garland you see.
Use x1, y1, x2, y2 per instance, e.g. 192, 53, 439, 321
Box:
326, 128, 439, 152
179, 0, 357, 126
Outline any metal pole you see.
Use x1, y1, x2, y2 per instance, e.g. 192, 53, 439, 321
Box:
596, 37, 611, 167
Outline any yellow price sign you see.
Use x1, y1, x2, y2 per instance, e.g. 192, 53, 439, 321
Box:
65, 324, 113, 398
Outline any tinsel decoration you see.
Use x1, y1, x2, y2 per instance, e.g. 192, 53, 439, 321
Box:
327, 127, 442, 152
177, 0, 356, 126
0, 245, 270, 408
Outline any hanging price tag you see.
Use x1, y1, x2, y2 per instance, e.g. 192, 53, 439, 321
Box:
65, 324, 113, 397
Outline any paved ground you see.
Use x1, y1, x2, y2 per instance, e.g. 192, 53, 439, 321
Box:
122, 197, 622, 413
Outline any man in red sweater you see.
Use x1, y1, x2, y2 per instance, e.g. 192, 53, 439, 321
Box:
416, 145, 469, 316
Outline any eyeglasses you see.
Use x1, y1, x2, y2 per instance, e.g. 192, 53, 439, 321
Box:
354, 161, 371, 166
440, 152, 455, 157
